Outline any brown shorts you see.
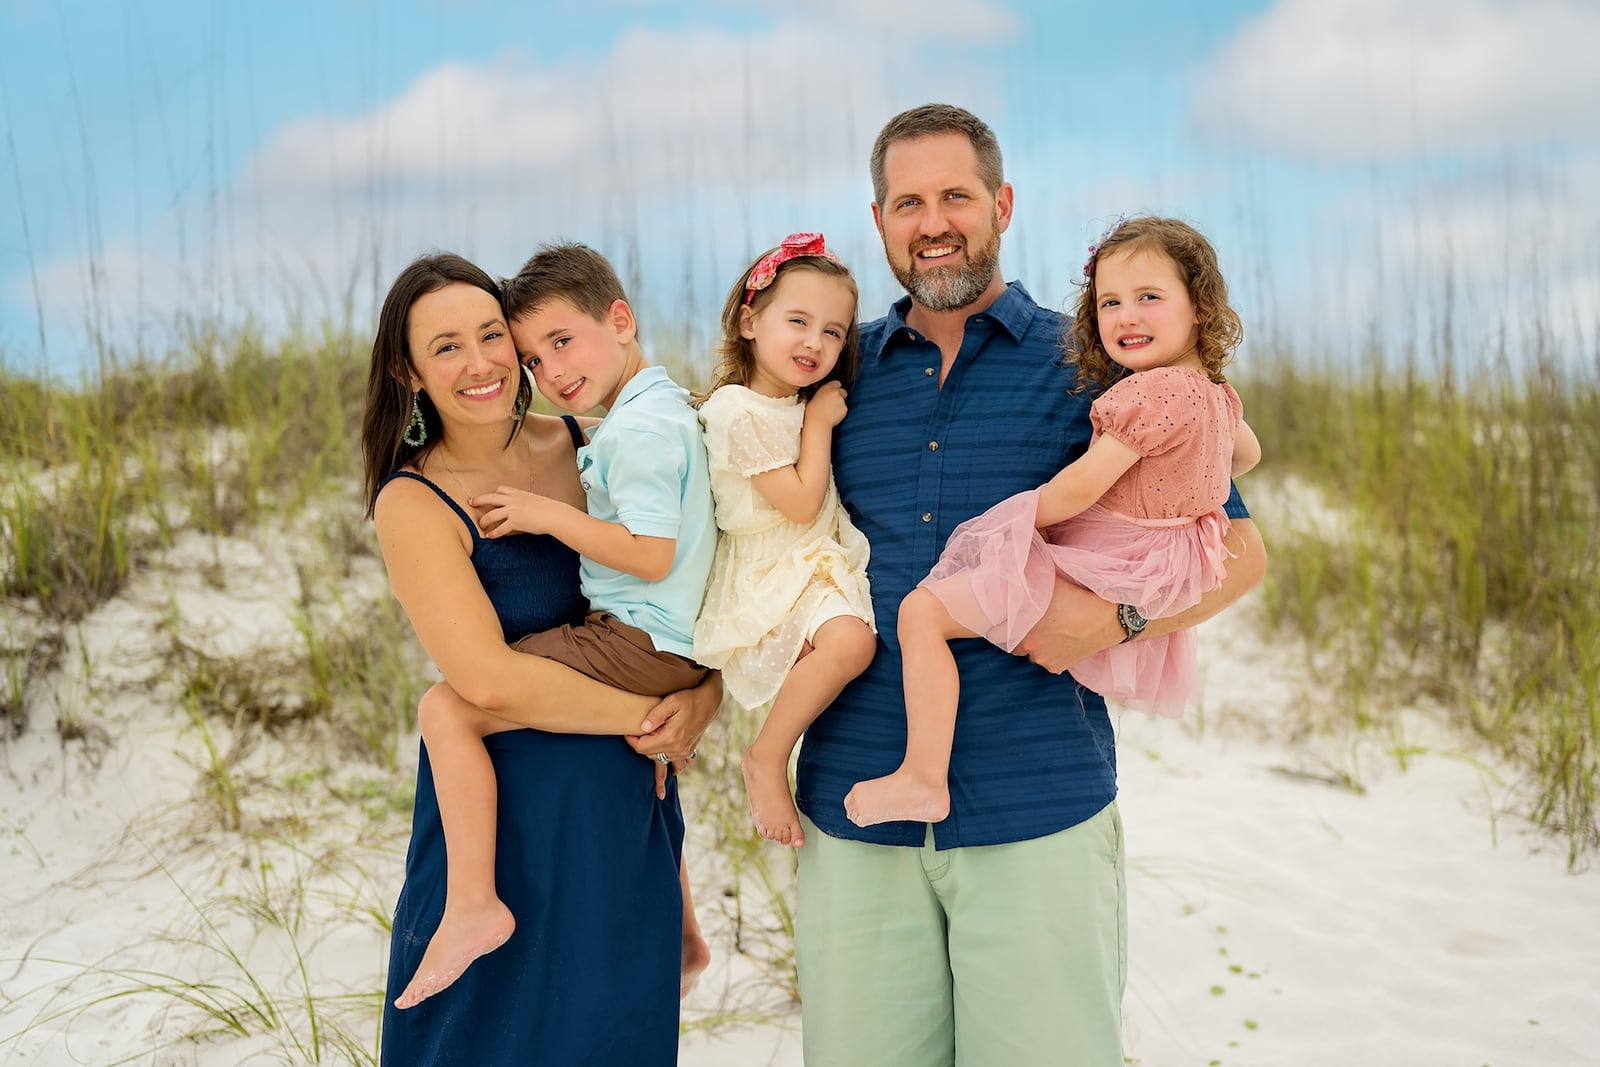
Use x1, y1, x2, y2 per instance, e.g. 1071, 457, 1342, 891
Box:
511, 610, 707, 697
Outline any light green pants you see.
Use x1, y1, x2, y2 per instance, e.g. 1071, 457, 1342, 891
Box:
795, 803, 1126, 1067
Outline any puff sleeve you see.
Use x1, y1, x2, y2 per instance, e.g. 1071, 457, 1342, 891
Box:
1090, 367, 1206, 458
700, 386, 801, 478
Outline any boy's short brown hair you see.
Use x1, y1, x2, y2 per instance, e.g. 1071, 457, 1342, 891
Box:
501, 242, 631, 324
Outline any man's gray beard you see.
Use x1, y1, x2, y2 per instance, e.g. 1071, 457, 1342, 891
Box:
892, 231, 1002, 313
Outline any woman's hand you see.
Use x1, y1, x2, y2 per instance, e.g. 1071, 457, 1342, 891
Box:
627, 673, 725, 798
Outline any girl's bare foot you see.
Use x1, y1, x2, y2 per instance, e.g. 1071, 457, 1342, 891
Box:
843, 771, 950, 828
741, 747, 805, 847
393, 898, 515, 1009
681, 927, 711, 998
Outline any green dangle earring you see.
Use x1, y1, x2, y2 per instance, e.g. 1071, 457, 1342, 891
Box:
512, 372, 530, 420
402, 390, 428, 447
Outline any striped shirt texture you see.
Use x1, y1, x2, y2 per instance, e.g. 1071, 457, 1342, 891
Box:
794, 282, 1249, 849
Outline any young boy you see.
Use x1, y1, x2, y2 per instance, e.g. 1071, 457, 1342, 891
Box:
394, 243, 717, 1011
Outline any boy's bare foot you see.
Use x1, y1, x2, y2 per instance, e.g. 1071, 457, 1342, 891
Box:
741, 747, 805, 847
681, 927, 711, 999
843, 771, 950, 828
393, 898, 516, 1009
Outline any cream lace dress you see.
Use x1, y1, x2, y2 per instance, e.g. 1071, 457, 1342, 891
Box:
693, 385, 875, 709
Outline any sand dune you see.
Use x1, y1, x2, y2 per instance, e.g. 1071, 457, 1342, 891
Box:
2, 522, 1595, 1066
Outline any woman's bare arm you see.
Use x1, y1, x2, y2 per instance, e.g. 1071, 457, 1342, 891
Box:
374, 476, 655, 733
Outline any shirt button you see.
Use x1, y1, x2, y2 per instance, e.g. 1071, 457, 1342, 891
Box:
928, 441, 939, 451
924, 367, 935, 377
921, 512, 932, 523
904, 330, 915, 341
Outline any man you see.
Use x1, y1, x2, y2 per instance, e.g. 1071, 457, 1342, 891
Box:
792, 103, 1266, 1066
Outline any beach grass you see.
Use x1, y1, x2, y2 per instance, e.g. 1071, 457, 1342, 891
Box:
0, 833, 386, 1065
3, 315, 1598, 1059
1, 327, 364, 621
5, 324, 1597, 849
1238, 340, 1599, 865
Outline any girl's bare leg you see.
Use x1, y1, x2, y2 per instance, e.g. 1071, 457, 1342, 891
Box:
844, 587, 974, 827
742, 615, 876, 848
394, 682, 520, 1009
679, 858, 710, 997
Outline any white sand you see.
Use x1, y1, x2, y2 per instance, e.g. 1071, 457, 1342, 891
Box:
3, 528, 1597, 1065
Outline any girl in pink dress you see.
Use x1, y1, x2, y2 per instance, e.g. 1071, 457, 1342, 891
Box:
845, 216, 1262, 829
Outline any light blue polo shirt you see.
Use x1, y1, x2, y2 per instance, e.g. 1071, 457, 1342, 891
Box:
576, 365, 715, 660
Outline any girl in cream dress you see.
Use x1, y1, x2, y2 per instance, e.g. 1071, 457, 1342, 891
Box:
694, 234, 876, 849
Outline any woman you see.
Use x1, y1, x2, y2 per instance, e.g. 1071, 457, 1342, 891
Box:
361, 252, 719, 1064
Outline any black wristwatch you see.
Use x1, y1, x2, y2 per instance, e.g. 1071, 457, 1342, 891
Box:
1117, 603, 1148, 643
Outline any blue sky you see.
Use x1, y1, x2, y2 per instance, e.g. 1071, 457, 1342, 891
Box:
2, 0, 1595, 378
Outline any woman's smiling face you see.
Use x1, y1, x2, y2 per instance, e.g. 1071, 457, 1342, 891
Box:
406, 282, 520, 428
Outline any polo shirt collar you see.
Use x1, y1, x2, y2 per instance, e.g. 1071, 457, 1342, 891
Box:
869, 281, 1038, 362
610, 364, 670, 410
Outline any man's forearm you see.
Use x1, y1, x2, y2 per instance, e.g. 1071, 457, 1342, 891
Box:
1017, 518, 1266, 673
1139, 518, 1265, 641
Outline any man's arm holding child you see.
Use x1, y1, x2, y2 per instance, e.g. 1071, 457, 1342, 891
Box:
1017, 518, 1266, 674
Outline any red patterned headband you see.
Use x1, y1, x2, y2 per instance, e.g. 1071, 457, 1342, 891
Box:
744, 232, 842, 305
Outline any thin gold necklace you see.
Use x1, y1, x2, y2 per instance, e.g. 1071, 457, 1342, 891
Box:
433, 450, 476, 504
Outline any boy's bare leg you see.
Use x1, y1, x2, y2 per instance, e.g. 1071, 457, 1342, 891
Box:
394, 682, 520, 1009
844, 587, 973, 827
679, 857, 710, 997
743, 615, 875, 848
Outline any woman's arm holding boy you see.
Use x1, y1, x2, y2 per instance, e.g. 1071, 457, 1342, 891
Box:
376, 478, 667, 733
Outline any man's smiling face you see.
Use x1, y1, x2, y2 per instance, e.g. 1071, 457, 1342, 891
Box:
872, 132, 1012, 313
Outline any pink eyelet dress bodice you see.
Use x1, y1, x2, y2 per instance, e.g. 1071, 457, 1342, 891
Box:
919, 366, 1242, 716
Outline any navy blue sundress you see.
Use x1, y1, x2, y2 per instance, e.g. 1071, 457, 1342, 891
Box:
379, 417, 684, 1065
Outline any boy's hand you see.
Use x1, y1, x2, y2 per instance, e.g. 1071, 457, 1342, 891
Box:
804, 381, 849, 429
474, 486, 558, 537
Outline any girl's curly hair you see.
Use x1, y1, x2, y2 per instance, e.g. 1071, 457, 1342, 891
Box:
1067, 216, 1243, 393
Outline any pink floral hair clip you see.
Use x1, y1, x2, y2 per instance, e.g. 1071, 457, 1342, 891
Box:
745, 232, 841, 305
1082, 214, 1128, 280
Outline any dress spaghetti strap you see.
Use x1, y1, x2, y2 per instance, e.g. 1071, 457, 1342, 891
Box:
380, 470, 478, 540
379, 417, 581, 541
560, 414, 584, 451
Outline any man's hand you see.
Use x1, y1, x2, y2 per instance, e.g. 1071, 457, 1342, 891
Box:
1014, 578, 1121, 674
1016, 518, 1266, 675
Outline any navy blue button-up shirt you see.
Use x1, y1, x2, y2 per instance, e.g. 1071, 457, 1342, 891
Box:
795, 282, 1248, 849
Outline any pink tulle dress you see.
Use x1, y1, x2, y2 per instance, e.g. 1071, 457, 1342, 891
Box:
920, 365, 1242, 716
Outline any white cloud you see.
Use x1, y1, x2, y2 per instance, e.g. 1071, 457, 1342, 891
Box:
1192, 0, 1600, 164
24, 11, 1015, 366
1375, 157, 1600, 356
1266, 151, 1600, 363
800, 0, 1021, 41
